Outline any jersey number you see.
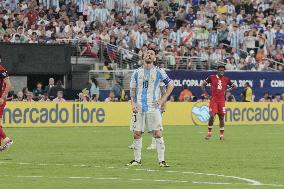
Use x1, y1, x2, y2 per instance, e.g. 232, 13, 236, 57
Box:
133, 114, 137, 122
217, 80, 222, 90
143, 81, 149, 89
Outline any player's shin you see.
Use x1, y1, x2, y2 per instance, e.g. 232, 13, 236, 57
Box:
208, 116, 215, 133
0, 125, 7, 139
155, 137, 165, 162
219, 115, 225, 139
133, 138, 142, 162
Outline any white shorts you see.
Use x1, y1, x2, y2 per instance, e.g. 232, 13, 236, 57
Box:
130, 110, 163, 133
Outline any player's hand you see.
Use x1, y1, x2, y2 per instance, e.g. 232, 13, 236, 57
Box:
0, 98, 4, 106
160, 103, 166, 113
155, 97, 166, 106
132, 103, 138, 113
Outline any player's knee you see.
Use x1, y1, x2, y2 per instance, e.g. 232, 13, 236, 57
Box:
153, 130, 162, 138
219, 115, 225, 121
209, 116, 215, 121
209, 112, 216, 119
133, 131, 142, 139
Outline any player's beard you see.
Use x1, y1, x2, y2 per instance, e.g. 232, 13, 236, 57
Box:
145, 60, 152, 64
218, 71, 224, 76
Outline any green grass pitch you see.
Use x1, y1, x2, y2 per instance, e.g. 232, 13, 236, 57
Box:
0, 126, 283, 189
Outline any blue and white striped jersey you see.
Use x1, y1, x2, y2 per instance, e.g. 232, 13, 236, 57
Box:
130, 67, 172, 113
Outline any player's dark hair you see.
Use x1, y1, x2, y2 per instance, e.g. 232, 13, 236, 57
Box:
91, 77, 98, 87
217, 65, 225, 69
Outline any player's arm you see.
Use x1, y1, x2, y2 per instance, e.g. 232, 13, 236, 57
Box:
226, 80, 237, 92
156, 70, 174, 105
157, 81, 174, 105
130, 71, 138, 113
201, 76, 211, 95
160, 84, 167, 113
0, 73, 12, 105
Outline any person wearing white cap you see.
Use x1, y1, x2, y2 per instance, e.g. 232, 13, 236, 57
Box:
245, 50, 257, 66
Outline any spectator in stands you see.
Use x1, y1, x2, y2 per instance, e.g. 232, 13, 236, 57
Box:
178, 85, 193, 102
168, 95, 177, 102
225, 91, 236, 102
225, 58, 236, 70
245, 50, 257, 69
197, 93, 210, 102
1, 0, 284, 72
49, 80, 64, 100
241, 82, 253, 102
13, 91, 24, 102
273, 45, 284, 63
78, 93, 88, 102
45, 78, 55, 98
105, 90, 117, 102
33, 82, 44, 101
112, 78, 122, 99
102, 61, 113, 80
80, 42, 97, 58
277, 65, 284, 72
90, 77, 99, 101
272, 93, 283, 102
259, 92, 271, 102
22, 87, 28, 100
53, 91, 66, 102
24, 92, 35, 102
78, 88, 90, 102
256, 49, 266, 64
39, 92, 51, 102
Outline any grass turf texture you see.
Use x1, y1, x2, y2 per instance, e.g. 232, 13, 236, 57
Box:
0, 126, 283, 189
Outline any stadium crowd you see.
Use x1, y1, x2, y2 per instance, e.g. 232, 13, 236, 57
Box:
0, 0, 284, 71
6, 77, 284, 102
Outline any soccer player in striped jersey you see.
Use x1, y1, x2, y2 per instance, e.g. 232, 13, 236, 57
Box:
127, 50, 174, 167
128, 82, 166, 150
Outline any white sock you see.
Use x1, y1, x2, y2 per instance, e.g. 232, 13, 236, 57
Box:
155, 137, 165, 162
151, 137, 156, 146
134, 138, 142, 162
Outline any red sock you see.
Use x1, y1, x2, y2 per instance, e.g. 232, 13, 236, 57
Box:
208, 126, 213, 133
220, 129, 224, 135
0, 126, 7, 139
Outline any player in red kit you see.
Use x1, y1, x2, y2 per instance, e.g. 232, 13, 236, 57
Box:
201, 65, 236, 140
0, 60, 13, 151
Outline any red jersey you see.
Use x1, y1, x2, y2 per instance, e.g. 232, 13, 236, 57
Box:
205, 75, 233, 102
0, 65, 8, 97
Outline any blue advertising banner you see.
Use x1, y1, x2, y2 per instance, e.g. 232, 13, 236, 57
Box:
166, 71, 284, 101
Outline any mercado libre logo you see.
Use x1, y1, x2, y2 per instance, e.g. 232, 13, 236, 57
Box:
191, 103, 210, 126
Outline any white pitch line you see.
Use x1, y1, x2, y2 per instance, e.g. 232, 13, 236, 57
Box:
193, 181, 232, 185
182, 171, 262, 186
0, 161, 282, 187
155, 180, 170, 182
69, 177, 91, 179
94, 178, 119, 180
0, 174, 226, 185
17, 176, 43, 178
166, 170, 178, 173
261, 184, 284, 187
19, 163, 31, 165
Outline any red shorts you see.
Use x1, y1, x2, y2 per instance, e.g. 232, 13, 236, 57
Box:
0, 101, 6, 118
209, 100, 226, 116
